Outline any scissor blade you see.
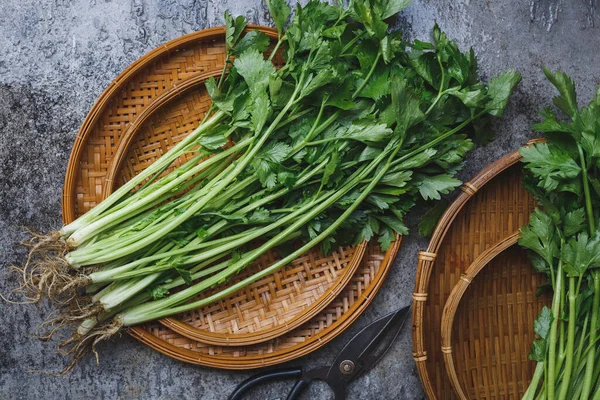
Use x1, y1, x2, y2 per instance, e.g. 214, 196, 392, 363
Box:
325, 306, 411, 386
355, 305, 411, 373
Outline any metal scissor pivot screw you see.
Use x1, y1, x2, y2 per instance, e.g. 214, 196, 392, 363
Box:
339, 360, 355, 375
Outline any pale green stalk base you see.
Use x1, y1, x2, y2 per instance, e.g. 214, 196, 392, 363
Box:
61, 110, 225, 238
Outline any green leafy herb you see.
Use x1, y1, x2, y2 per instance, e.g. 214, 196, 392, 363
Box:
417, 174, 462, 201
176, 267, 193, 286
520, 142, 581, 192
149, 286, 170, 300
418, 200, 448, 237
485, 70, 522, 117
529, 306, 553, 362
561, 232, 600, 277
520, 69, 600, 400
265, 0, 291, 36
225, 11, 247, 53
518, 208, 559, 267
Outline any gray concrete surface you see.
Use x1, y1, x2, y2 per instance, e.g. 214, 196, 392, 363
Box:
0, 0, 598, 399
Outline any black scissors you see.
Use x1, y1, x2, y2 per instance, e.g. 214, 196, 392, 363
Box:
227, 305, 410, 400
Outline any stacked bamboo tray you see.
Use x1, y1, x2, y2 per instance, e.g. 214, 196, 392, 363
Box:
62, 26, 401, 368
412, 142, 552, 399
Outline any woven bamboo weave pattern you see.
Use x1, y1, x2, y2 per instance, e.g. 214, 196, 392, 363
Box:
62, 26, 277, 222
412, 147, 543, 400
117, 86, 212, 184
451, 244, 549, 399
429, 165, 535, 397
440, 234, 521, 399
129, 241, 397, 369
63, 26, 399, 364
71, 41, 226, 216
161, 243, 360, 345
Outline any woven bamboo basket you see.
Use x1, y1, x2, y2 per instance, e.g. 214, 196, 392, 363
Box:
62, 25, 401, 365
412, 140, 551, 399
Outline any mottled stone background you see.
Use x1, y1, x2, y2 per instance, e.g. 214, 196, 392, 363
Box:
0, 0, 598, 399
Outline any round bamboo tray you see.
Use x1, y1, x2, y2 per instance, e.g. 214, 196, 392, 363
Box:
62, 25, 401, 366
412, 140, 550, 399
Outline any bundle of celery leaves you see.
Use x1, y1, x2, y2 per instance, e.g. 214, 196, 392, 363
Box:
520, 69, 600, 400
13, 0, 519, 367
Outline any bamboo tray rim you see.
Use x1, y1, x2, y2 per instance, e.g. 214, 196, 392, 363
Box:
412, 139, 543, 400
440, 232, 520, 400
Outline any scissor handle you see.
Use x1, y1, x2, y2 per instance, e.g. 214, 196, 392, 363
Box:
285, 366, 342, 400
286, 379, 309, 400
228, 367, 303, 400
